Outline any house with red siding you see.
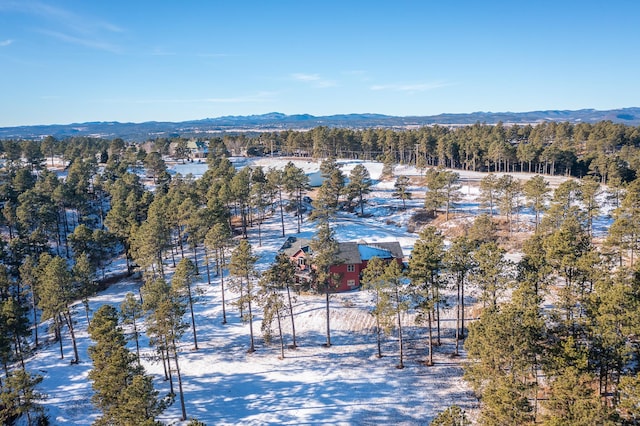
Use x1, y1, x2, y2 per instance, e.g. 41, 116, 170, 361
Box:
279, 237, 404, 292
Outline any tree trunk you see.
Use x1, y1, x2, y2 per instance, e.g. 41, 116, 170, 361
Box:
187, 282, 198, 350
31, 291, 38, 348
220, 249, 227, 324
133, 317, 141, 367
286, 284, 297, 348
163, 338, 173, 393
169, 243, 177, 269
396, 286, 404, 369
376, 305, 382, 358
460, 278, 466, 340
172, 339, 187, 421
204, 250, 212, 286
325, 288, 331, 347
55, 315, 64, 359
427, 310, 433, 366
276, 304, 285, 359
455, 276, 461, 356
65, 310, 79, 364
278, 189, 285, 237
13, 334, 25, 370
192, 244, 199, 275
247, 294, 255, 353
435, 285, 441, 346
296, 190, 302, 234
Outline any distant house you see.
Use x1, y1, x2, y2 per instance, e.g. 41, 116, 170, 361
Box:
187, 140, 208, 159
279, 237, 404, 292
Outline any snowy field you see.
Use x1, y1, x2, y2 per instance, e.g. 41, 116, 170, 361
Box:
26, 158, 615, 425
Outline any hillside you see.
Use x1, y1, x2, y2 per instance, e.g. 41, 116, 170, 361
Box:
1, 107, 639, 141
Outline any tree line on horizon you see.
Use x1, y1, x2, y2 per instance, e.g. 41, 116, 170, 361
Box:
2, 118, 640, 181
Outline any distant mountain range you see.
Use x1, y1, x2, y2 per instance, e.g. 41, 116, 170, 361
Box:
2, 108, 639, 141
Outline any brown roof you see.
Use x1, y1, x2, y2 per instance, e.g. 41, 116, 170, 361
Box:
280, 236, 311, 257
337, 242, 362, 265
280, 237, 403, 265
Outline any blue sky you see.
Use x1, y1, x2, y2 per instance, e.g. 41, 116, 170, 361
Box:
1, 0, 639, 126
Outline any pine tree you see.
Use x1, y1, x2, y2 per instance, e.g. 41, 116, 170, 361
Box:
0, 368, 46, 425
605, 179, 640, 267
392, 175, 412, 210
172, 258, 199, 350
257, 267, 287, 359
263, 252, 298, 348
522, 175, 550, 233
229, 239, 259, 353
444, 235, 474, 354
424, 168, 461, 220
470, 242, 512, 309
88, 304, 162, 425
37, 254, 79, 363
361, 256, 394, 359
466, 213, 497, 247
408, 226, 445, 365
141, 277, 188, 421
618, 372, 640, 422
383, 260, 408, 369
464, 286, 543, 424
204, 222, 234, 324
311, 158, 345, 222
73, 251, 96, 325
266, 167, 286, 237
542, 368, 613, 425
310, 221, 341, 347
346, 164, 372, 216
478, 375, 535, 426
430, 405, 470, 426
283, 162, 310, 234
479, 173, 499, 217
496, 174, 522, 235
0, 297, 30, 371
578, 175, 601, 238
120, 292, 143, 366
249, 167, 270, 246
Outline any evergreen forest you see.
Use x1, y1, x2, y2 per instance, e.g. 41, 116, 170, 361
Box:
0, 119, 640, 424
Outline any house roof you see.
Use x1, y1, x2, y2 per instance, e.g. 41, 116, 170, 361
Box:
337, 242, 362, 264
362, 241, 404, 260
280, 237, 403, 264
358, 245, 394, 261
280, 236, 311, 257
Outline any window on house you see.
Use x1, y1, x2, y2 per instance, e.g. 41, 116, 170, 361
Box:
297, 258, 306, 266
347, 264, 355, 272
347, 279, 356, 287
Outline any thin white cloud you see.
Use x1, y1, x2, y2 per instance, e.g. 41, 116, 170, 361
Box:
291, 73, 321, 82
3, 1, 124, 52
0, 39, 14, 47
15, 1, 124, 34
370, 81, 452, 93
150, 47, 177, 56
291, 73, 337, 88
38, 29, 121, 53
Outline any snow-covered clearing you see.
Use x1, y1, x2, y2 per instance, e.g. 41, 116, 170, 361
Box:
27, 158, 615, 425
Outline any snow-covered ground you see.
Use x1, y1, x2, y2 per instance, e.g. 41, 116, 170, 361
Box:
26, 157, 616, 425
